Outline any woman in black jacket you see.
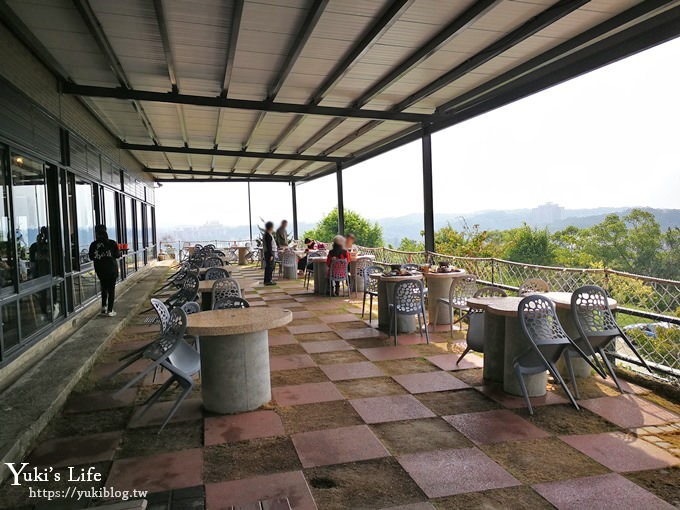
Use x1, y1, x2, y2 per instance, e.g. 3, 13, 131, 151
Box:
89, 224, 121, 316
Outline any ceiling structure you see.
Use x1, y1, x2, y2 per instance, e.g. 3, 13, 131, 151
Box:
2, 0, 679, 184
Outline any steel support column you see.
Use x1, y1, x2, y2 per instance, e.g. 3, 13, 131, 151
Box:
336, 163, 345, 235
422, 129, 435, 253
291, 181, 299, 240
247, 180, 253, 244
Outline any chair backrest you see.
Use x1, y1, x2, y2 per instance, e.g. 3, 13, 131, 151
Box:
151, 298, 171, 333
282, 250, 297, 267
466, 286, 507, 348
518, 278, 550, 296
517, 295, 571, 367
205, 244, 216, 250
354, 258, 372, 279
448, 275, 478, 305
212, 278, 242, 302
393, 279, 425, 315
147, 307, 188, 361
213, 296, 250, 310
205, 267, 229, 280
363, 265, 383, 292
181, 274, 200, 293
329, 258, 348, 280
571, 285, 619, 338
474, 286, 507, 298
203, 256, 224, 268
181, 301, 201, 315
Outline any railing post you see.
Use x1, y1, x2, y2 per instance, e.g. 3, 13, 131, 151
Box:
291, 181, 299, 240
336, 162, 345, 235
422, 126, 435, 253
491, 258, 496, 285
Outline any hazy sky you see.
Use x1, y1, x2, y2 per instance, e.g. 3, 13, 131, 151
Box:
156, 36, 680, 229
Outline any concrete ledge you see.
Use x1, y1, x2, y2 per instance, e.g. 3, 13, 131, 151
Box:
0, 264, 170, 483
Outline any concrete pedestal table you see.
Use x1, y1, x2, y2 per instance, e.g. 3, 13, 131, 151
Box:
198, 278, 256, 311
186, 308, 292, 414
309, 255, 328, 295
371, 273, 423, 334
237, 247, 249, 265
349, 255, 375, 292
425, 269, 467, 325
466, 296, 507, 384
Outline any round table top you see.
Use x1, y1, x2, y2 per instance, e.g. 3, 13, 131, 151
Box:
198, 278, 257, 292
370, 272, 423, 282
186, 307, 292, 336
467, 292, 617, 317
543, 291, 617, 310
425, 269, 467, 279
308, 255, 327, 262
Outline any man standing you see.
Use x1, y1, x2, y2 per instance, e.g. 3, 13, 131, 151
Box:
263, 221, 277, 286
275, 220, 288, 248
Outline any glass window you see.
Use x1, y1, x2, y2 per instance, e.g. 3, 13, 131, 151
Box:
103, 188, 117, 240
125, 196, 133, 250
80, 269, 97, 303
75, 179, 94, 266
19, 289, 52, 339
2, 302, 19, 352
136, 201, 143, 250
11, 154, 50, 283
0, 150, 14, 290
146, 205, 153, 247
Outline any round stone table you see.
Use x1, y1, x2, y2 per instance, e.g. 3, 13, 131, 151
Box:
309, 255, 328, 295
186, 307, 292, 414
237, 246, 249, 265
425, 269, 467, 325
371, 273, 423, 334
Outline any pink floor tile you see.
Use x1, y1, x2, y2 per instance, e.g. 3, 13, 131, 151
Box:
398, 448, 520, 498
107, 448, 203, 493
475, 384, 568, 409
292, 424, 389, 467
205, 410, 285, 446
560, 431, 679, 472
269, 354, 317, 371
393, 372, 469, 394
380, 504, 436, 510
28, 431, 122, 468
389, 333, 430, 345
580, 394, 679, 428
425, 353, 483, 371
273, 382, 343, 407
300, 340, 354, 354
319, 313, 361, 323
128, 398, 203, 428
337, 328, 384, 340
320, 362, 385, 381
287, 323, 333, 335
444, 410, 550, 445
205, 471, 317, 510
292, 311, 316, 320
359, 346, 417, 361
533, 473, 675, 510
350, 395, 435, 423
268, 333, 297, 346
305, 302, 343, 311
64, 388, 137, 413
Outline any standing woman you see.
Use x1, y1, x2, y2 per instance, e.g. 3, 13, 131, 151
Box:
89, 224, 121, 316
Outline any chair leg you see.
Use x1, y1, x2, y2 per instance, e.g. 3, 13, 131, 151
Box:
417, 313, 423, 337
514, 364, 533, 415
563, 351, 580, 399
369, 295, 374, 323
599, 347, 624, 394
141, 377, 176, 410
361, 293, 366, 318
449, 305, 454, 338
422, 309, 429, 344
547, 362, 580, 411
158, 381, 194, 433
457, 346, 471, 365
392, 310, 398, 346
105, 352, 143, 381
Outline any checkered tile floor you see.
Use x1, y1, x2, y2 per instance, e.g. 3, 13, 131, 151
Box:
2, 266, 679, 510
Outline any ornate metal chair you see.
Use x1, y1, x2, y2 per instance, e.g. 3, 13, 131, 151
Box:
517, 295, 601, 415
213, 296, 250, 309
203, 256, 224, 268
389, 279, 429, 345
361, 265, 383, 323
205, 267, 229, 280
457, 286, 507, 364
328, 258, 350, 297
212, 278, 242, 305
570, 285, 651, 396
434, 275, 478, 337
518, 278, 550, 296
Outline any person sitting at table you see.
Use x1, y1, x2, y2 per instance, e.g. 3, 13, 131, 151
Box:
298, 237, 317, 273
326, 235, 350, 296
345, 233, 357, 252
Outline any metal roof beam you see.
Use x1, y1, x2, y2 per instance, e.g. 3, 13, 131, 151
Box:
122, 143, 345, 163
147, 168, 295, 181
59, 82, 431, 123
155, 177, 293, 183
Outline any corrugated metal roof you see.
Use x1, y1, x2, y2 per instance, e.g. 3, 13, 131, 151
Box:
3, 0, 679, 182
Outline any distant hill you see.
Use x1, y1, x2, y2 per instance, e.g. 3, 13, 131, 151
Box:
157, 207, 680, 247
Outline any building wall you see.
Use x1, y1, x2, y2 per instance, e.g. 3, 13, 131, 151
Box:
0, 23, 149, 183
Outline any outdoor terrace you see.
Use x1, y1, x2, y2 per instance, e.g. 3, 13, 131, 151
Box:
0, 260, 678, 510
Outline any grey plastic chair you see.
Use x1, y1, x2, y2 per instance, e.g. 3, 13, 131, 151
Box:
212, 278, 242, 305
518, 278, 550, 296
204, 267, 229, 280
569, 285, 651, 396
353, 257, 371, 298
389, 279, 429, 346
457, 286, 508, 364
115, 308, 200, 432
434, 274, 478, 336
361, 265, 383, 323
517, 295, 603, 415
303, 251, 319, 290
328, 258, 350, 297
180, 301, 201, 354
213, 296, 250, 309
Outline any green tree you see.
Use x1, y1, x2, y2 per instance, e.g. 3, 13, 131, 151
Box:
552, 226, 596, 267
503, 224, 555, 265
396, 236, 424, 252
304, 208, 383, 247
658, 227, 680, 280
433, 221, 496, 257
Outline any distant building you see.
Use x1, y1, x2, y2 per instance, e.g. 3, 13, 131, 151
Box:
530, 203, 564, 225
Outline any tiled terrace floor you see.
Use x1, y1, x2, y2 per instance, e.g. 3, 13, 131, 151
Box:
2, 265, 679, 509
